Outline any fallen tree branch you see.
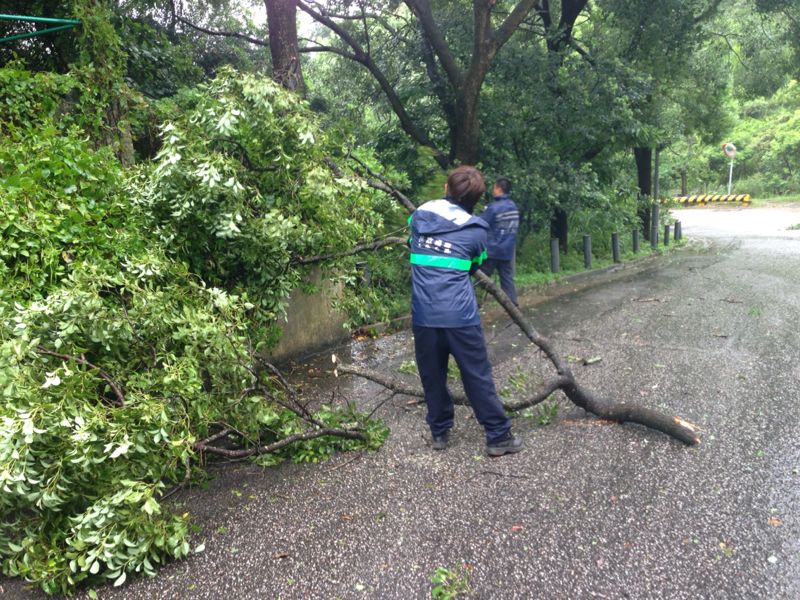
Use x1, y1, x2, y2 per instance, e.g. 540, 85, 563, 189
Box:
347, 154, 418, 214
294, 236, 408, 265
36, 346, 125, 407
338, 362, 567, 412
338, 362, 464, 405
473, 274, 700, 444
160, 458, 192, 501
502, 376, 573, 411
192, 427, 366, 459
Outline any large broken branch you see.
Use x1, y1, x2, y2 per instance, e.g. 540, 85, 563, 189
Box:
342, 174, 701, 446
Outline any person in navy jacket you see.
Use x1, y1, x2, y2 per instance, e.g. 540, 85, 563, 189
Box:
409, 166, 523, 456
478, 176, 520, 306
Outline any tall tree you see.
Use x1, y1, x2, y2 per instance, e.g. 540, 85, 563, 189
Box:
265, 0, 305, 92
297, 0, 541, 166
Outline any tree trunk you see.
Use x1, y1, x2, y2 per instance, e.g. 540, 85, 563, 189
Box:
550, 207, 568, 253
680, 170, 688, 196
265, 0, 305, 94
452, 82, 482, 164
450, 73, 491, 165
634, 147, 652, 240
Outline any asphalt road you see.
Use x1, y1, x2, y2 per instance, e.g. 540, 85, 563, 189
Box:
3, 204, 800, 600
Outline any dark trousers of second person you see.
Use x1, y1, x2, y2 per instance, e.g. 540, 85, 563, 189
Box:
480, 258, 517, 306
412, 325, 511, 444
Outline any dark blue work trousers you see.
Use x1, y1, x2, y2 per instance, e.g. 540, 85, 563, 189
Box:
412, 325, 511, 444
480, 258, 518, 305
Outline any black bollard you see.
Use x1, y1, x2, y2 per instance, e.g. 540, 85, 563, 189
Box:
675, 220, 682, 241
583, 234, 592, 269
632, 229, 640, 253
550, 238, 560, 273
651, 204, 659, 249
612, 232, 620, 263
664, 224, 670, 246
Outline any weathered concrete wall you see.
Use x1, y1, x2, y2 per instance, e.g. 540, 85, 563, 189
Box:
268, 268, 350, 362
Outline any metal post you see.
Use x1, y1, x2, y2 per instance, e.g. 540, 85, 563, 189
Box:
612, 232, 620, 263
728, 159, 734, 194
653, 146, 661, 204
583, 235, 592, 269
632, 229, 640, 253
664, 224, 670, 246
651, 203, 659, 249
550, 238, 560, 273
675, 221, 682, 241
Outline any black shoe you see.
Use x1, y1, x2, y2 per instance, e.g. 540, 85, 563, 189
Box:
432, 432, 449, 450
486, 432, 523, 457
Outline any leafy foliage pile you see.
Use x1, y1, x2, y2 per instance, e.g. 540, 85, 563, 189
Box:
134, 67, 394, 317
0, 65, 389, 595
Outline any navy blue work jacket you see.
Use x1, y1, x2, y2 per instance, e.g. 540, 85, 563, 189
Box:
409, 199, 488, 328
479, 195, 519, 261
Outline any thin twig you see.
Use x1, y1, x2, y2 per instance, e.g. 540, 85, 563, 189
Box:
160, 458, 192, 501
323, 452, 363, 473
365, 391, 398, 420
294, 236, 408, 265
346, 153, 418, 213
36, 346, 125, 406
194, 427, 367, 458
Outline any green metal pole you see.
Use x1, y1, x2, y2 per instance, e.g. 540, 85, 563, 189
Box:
0, 24, 78, 43
0, 14, 81, 44
0, 14, 81, 25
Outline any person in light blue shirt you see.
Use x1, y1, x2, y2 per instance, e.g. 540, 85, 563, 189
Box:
478, 176, 520, 306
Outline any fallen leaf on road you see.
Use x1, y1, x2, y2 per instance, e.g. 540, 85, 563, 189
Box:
272, 551, 289, 559
340, 513, 353, 521
511, 524, 524, 533
768, 517, 783, 526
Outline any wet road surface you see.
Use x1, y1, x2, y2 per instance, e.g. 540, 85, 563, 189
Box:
4, 204, 800, 599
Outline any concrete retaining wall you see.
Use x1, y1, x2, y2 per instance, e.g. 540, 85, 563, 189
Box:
268, 268, 350, 362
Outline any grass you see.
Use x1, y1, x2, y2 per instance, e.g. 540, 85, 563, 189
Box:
746, 194, 800, 207
513, 245, 659, 291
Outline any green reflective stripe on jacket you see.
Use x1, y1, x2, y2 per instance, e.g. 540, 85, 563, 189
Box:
410, 253, 472, 271
472, 249, 487, 266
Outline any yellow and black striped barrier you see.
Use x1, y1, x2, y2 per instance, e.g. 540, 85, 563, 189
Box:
672, 194, 751, 205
